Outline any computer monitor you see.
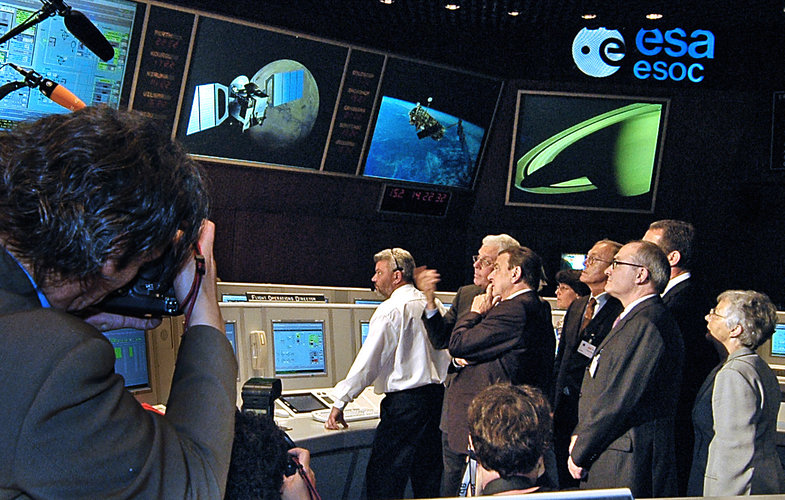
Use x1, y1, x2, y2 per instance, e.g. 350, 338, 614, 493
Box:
221, 293, 248, 303
103, 327, 149, 388
561, 253, 587, 270
225, 321, 237, 355
271, 320, 327, 377
768, 323, 785, 358
756, 312, 785, 371
0, 0, 141, 128
354, 299, 382, 306
360, 320, 370, 345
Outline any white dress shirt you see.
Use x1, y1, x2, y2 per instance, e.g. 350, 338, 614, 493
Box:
331, 284, 451, 410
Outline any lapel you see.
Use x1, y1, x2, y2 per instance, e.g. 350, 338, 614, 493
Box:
596, 295, 659, 351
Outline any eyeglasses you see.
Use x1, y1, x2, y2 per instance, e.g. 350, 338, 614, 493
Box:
610, 259, 646, 270
708, 308, 726, 319
472, 255, 493, 268
584, 255, 611, 267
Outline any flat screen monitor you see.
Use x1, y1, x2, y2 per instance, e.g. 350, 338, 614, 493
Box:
103, 327, 149, 388
354, 299, 382, 306
360, 320, 370, 345
361, 57, 502, 190
770, 323, 785, 358
271, 320, 327, 377
0, 0, 141, 128
221, 293, 248, 302
225, 321, 237, 355
561, 253, 587, 270
507, 91, 669, 213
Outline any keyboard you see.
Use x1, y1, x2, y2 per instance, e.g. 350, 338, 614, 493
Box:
311, 407, 379, 423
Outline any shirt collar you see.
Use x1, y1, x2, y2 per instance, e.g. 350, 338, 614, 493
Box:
662, 271, 691, 296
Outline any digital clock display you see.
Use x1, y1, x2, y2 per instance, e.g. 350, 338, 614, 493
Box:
378, 184, 451, 217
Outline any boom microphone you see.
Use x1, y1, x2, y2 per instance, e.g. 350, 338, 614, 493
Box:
8, 63, 86, 111
62, 8, 115, 62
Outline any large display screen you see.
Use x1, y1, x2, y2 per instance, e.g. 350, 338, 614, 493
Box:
271, 320, 327, 376
103, 327, 149, 388
0, 0, 140, 127
175, 16, 348, 170
507, 91, 669, 213
361, 57, 502, 190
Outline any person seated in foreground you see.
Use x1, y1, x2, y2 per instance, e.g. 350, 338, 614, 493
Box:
225, 410, 319, 500
463, 383, 553, 496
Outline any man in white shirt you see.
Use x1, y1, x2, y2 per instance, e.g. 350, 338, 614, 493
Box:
325, 248, 450, 499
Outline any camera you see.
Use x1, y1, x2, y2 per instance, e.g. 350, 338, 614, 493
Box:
96, 252, 180, 317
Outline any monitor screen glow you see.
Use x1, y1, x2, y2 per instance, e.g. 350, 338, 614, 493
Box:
272, 320, 327, 376
103, 327, 149, 388
770, 324, 785, 357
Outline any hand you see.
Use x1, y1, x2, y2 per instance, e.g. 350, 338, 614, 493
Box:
414, 266, 441, 309
173, 220, 222, 331
470, 285, 499, 314
324, 407, 348, 430
83, 312, 162, 332
453, 357, 470, 367
567, 456, 586, 480
281, 447, 317, 500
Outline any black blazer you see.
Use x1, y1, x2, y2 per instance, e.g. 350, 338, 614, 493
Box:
441, 290, 554, 453
571, 295, 684, 498
0, 248, 237, 498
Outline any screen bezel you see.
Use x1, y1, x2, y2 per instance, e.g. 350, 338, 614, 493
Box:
270, 319, 328, 378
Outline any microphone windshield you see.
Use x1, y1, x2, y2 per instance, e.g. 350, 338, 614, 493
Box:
64, 10, 114, 61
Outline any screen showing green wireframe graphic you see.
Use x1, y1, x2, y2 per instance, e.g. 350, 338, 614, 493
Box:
506, 91, 669, 213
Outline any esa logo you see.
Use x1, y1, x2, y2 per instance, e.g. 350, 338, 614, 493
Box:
572, 27, 715, 83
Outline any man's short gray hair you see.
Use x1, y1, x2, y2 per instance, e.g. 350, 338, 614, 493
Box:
482, 234, 520, 254
374, 248, 415, 283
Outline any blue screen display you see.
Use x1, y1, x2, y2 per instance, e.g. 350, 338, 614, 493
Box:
771, 324, 785, 357
272, 320, 326, 376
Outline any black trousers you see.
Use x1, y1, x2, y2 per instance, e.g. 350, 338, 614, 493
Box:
440, 432, 467, 497
365, 383, 444, 500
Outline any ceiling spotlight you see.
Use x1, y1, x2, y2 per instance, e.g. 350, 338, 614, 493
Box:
379, 0, 394, 4
444, 2, 461, 10
646, 12, 663, 20
581, 13, 597, 20
508, 9, 521, 16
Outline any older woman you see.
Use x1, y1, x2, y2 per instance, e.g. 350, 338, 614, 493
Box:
688, 290, 785, 496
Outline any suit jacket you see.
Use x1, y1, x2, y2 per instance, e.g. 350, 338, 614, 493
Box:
688, 347, 785, 496
662, 276, 719, 494
443, 290, 554, 453
422, 284, 483, 350
0, 248, 238, 499
571, 295, 684, 498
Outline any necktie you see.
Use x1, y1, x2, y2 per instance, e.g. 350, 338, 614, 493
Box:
580, 297, 596, 333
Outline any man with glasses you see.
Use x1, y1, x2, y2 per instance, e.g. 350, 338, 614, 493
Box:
325, 248, 450, 500
643, 219, 718, 495
447, 246, 554, 496
552, 239, 623, 488
568, 241, 684, 497
416, 234, 520, 496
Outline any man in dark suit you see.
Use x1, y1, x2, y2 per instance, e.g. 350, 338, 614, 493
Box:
552, 239, 623, 488
0, 107, 236, 497
416, 233, 520, 496
447, 246, 554, 493
568, 241, 684, 498
643, 219, 718, 495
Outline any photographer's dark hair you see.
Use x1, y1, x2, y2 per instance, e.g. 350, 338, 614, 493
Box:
225, 410, 291, 500
0, 105, 208, 286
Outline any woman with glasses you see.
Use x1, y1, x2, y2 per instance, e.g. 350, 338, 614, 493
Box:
688, 290, 785, 496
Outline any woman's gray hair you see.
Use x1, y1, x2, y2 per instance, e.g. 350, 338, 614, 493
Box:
717, 290, 778, 349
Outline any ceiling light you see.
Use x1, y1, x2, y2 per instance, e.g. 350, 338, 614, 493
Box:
581, 13, 597, 20
379, 0, 394, 4
444, 2, 461, 10
646, 12, 663, 20
508, 9, 521, 16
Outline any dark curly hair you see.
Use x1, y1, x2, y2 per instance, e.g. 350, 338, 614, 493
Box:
225, 410, 291, 500
0, 105, 208, 286
468, 384, 552, 480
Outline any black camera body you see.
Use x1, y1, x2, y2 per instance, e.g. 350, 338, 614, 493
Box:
97, 253, 180, 317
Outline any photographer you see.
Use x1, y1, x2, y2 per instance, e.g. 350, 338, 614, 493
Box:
0, 106, 237, 497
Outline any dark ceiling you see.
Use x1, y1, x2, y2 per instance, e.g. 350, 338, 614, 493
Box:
170, 0, 785, 79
